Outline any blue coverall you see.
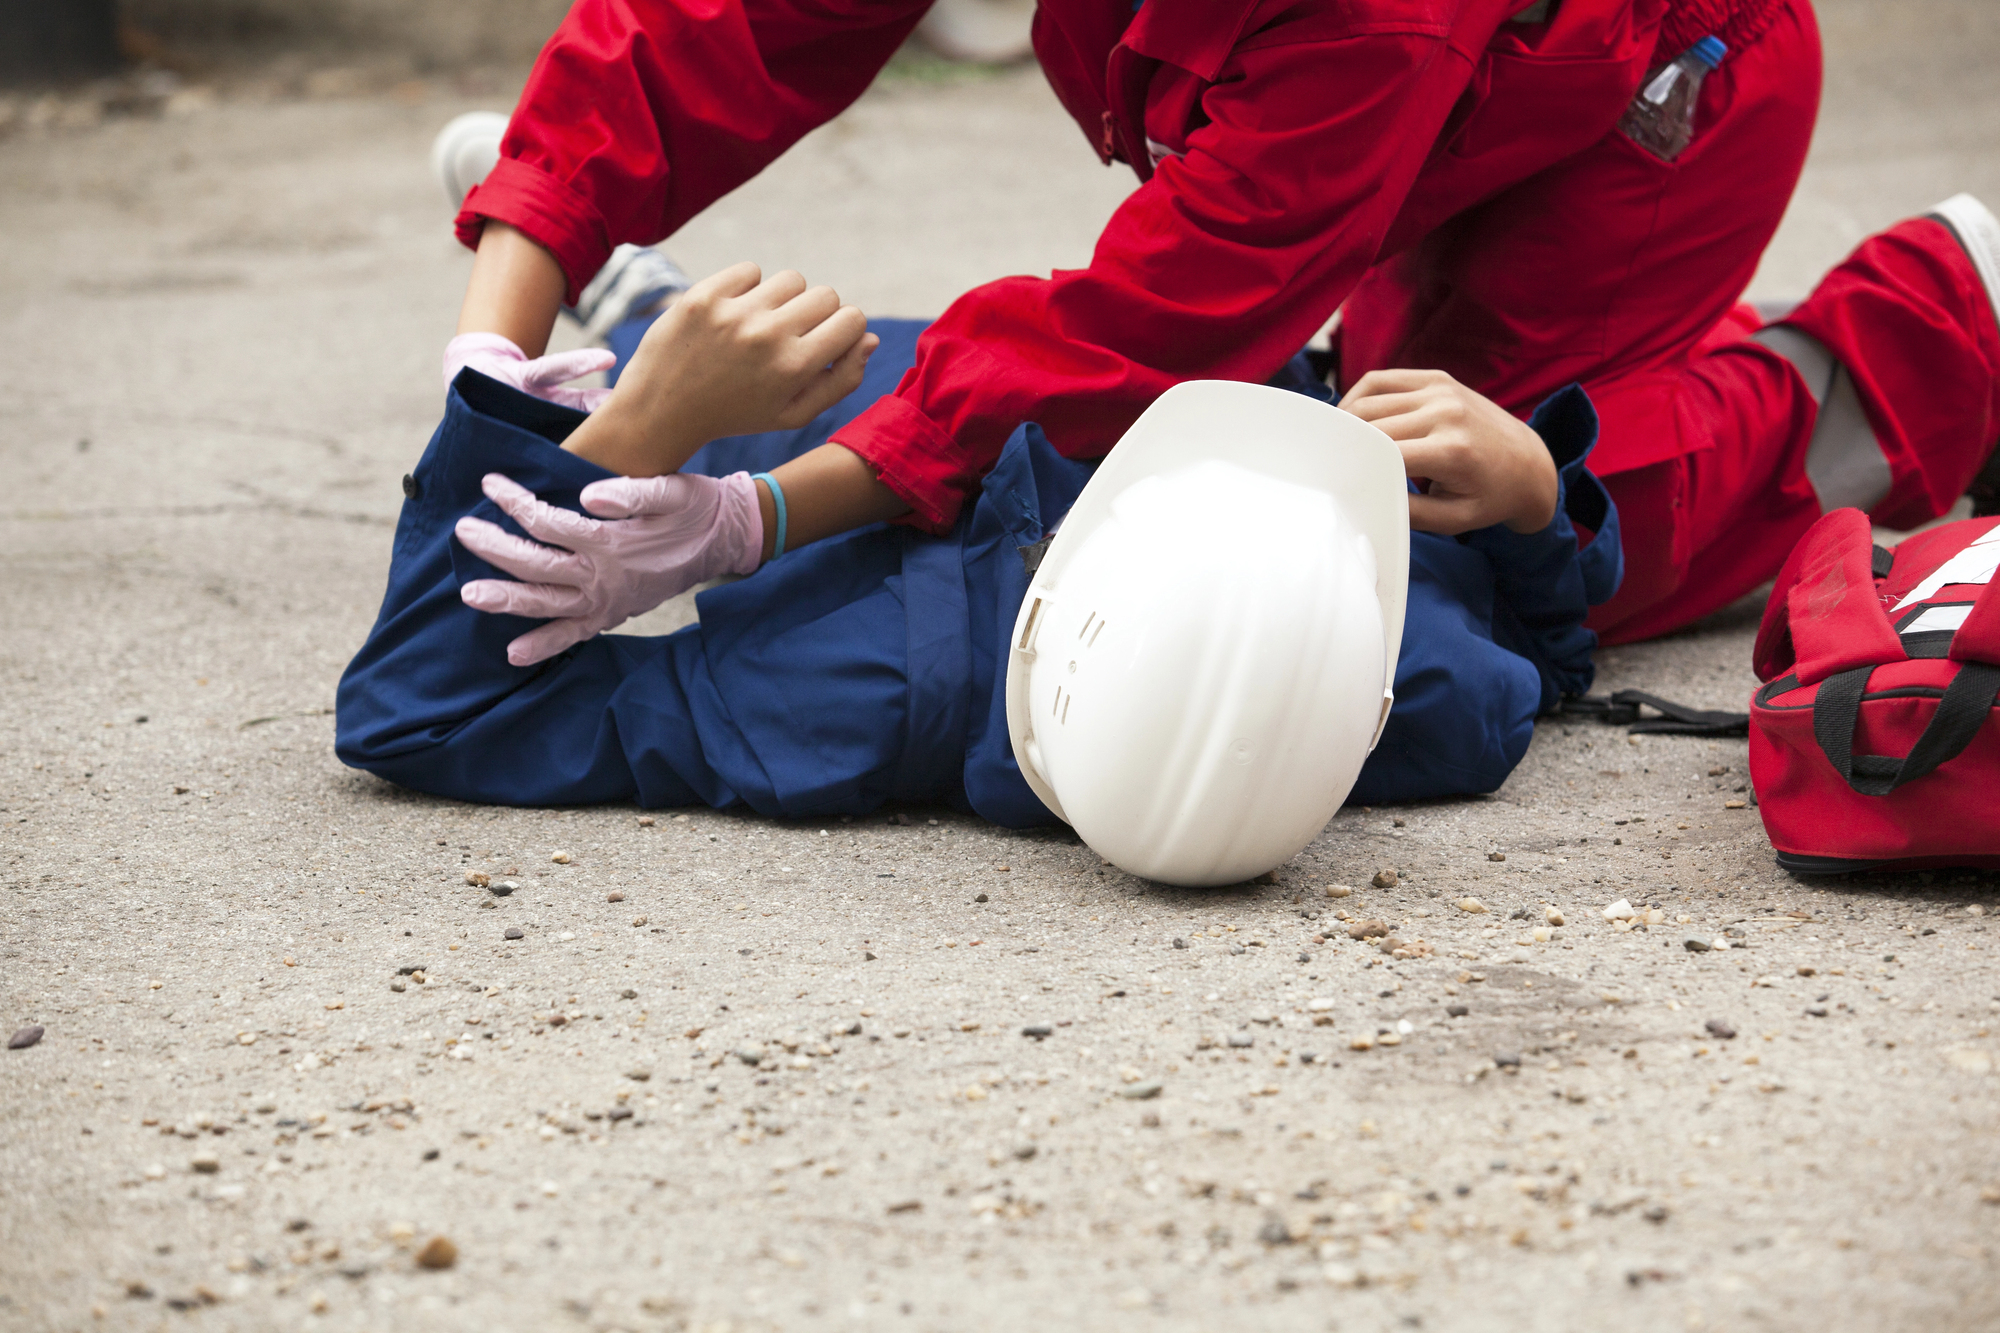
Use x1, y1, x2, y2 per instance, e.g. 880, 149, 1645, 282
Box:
336, 320, 1621, 821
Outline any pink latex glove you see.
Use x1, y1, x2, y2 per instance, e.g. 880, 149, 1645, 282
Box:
456, 471, 764, 665
443, 332, 616, 412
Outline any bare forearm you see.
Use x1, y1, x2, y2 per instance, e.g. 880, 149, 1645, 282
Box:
458, 222, 566, 357
757, 444, 910, 561
561, 400, 708, 478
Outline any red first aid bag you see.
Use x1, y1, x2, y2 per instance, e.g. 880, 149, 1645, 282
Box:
1749, 509, 2000, 873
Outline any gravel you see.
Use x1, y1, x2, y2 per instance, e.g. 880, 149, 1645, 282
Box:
415, 1237, 458, 1270
5, 28, 1998, 1333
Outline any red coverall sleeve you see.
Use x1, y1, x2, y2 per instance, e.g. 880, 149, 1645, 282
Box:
456, 0, 933, 301
837, 31, 1472, 532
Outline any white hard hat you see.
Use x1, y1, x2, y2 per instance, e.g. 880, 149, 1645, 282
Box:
1005, 380, 1410, 887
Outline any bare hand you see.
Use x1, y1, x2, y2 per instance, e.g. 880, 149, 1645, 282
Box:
566, 262, 880, 476
1340, 369, 1558, 535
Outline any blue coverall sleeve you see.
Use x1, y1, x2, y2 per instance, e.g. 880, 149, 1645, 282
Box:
1348, 384, 1622, 804
1460, 383, 1622, 710
337, 372, 727, 809
336, 369, 934, 817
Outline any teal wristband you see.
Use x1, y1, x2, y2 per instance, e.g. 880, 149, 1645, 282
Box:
751, 471, 788, 560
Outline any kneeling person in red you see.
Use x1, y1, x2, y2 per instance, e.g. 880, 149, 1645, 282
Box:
446, 0, 2000, 649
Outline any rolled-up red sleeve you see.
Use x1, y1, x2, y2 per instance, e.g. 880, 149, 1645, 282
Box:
837, 29, 1472, 533
456, 0, 932, 301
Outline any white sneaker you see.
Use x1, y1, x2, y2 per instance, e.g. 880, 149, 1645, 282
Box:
430, 110, 509, 208
573, 244, 692, 340
1929, 194, 2000, 516
1928, 193, 2000, 336
915, 0, 1036, 63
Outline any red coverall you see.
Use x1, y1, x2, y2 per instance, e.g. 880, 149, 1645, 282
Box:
459, 0, 2000, 643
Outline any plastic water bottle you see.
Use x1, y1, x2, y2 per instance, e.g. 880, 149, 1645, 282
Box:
1618, 36, 1727, 161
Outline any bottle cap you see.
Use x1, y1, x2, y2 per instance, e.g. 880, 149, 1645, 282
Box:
1689, 36, 1727, 70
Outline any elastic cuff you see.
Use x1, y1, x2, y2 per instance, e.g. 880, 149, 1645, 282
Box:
721, 471, 765, 576
442, 332, 526, 387
454, 158, 615, 306
832, 395, 980, 535
1466, 383, 1624, 609
1525, 383, 1598, 472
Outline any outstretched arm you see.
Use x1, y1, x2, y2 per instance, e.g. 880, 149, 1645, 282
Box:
826, 20, 1483, 533
456, 221, 568, 358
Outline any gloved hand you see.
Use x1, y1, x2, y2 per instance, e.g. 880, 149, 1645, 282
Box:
455, 471, 764, 666
443, 332, 617, 412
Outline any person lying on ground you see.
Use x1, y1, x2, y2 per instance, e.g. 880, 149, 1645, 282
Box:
335, 264, 1621, 827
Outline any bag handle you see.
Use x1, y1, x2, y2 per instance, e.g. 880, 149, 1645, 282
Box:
1811, 662, 2000, 795
1753, 509, 1904, 684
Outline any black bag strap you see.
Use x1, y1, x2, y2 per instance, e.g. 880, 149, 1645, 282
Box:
1811, 662, 2000, 795
1611, 689, 1750, 736
1551, 690, 1749, 736
1551, 693, 1639, 724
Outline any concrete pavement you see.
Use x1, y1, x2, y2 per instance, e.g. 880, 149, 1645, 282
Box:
4, 6, 2000, 1329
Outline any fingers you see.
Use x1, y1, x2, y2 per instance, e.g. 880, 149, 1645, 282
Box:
794, 305, 871, 373
774, 330, 877, 429
770, 284, 843, 336
1340, 391, 1439, 429
454, 515, 588, 584
744, 268, 809, 311
1339, 367, 1451, 410
506, 618, 597, 667
579, 473, 702, 520
518, 347, 617, 391
480, 472, 601, 549
1351, 403, 1447, 442
460, 577, 592, 620
1406, 491, 1485, 536
543, 385, 614, 414
686, 261, 763, 304
1394, 437, 1478, 484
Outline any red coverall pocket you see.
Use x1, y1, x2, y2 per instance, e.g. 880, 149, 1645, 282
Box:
1447, 50, 1649, 177
1607, 48, 1740, 171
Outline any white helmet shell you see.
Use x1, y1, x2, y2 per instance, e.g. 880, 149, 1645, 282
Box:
1006, 381, 1410, 887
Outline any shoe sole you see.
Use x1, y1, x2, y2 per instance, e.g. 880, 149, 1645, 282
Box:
430, 111, 509, 209
1930, 194, 2000, 516
1927, 192, 2000, 338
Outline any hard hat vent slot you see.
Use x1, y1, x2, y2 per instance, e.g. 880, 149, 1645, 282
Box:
1078, 611, 1097, 640
1052, 687, 1072, 724
1018, 597, 1045, 652
1087, 617, 1106, 647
